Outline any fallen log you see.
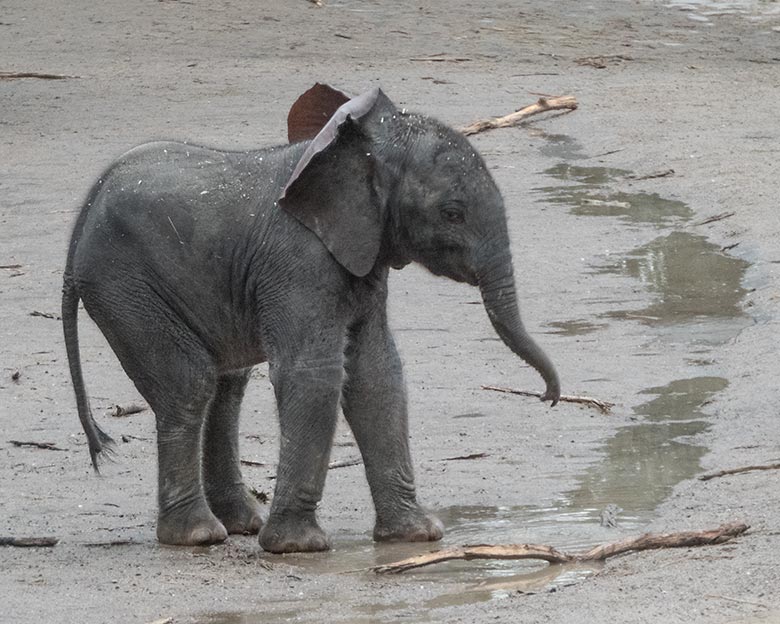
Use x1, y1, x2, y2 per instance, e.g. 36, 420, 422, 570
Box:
372, 522, 748, 574
458, 96, 578, 136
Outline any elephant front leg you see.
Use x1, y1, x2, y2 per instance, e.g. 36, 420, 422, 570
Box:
342, 316, 444, 544
202, 369, 264, 535
259, 359, 343, 553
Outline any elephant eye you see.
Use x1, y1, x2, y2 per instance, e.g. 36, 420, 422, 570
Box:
439, 204, 465, 225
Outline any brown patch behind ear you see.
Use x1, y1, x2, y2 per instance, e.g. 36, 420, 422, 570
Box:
281, 119, 382, 277
287, 83, 351, 143
281, 88, 397, 277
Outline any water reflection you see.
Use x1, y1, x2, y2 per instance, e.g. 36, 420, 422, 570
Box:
536, 164, 692, 226
563, 377, 729, 519
596, 231, 749, 325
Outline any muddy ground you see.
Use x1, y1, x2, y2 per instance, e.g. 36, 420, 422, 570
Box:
2, 1, 779, 622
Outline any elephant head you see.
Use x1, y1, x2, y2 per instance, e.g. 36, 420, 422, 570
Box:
280, 84, 560, 405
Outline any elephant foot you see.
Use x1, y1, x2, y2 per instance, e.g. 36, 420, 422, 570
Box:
157, 502, 228, 546
259, 513, 330, 553
206, 486, 264, 535
374, 508, 444, 543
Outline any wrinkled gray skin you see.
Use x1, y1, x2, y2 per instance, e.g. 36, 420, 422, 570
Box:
62, 87, 560, 553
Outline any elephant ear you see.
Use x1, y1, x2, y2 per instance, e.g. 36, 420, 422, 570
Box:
287, 83, 351, 143
280, 87, 397, 277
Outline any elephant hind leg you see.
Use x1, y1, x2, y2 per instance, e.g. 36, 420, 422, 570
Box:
202, 368, 264, 535
82, 283, 227, 546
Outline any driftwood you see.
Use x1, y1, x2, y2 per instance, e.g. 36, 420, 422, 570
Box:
0, 71, 79, 80
372, 522, 748, 574
482, 385, 614, 414
9, 440, 66, 451
0, 537, 59, 547
108, 403, 147, 417
695, 211, 736, 226
442, 452, 489, 461
699, 462, 780, 481
30, 310, 60, 320
328, 457, 362, 469
458, 96, 578, 136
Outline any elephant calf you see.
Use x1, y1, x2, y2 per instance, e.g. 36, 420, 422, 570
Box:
62, 84, 560, 552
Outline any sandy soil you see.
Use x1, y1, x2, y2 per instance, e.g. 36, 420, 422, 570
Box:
2, 1, 779, 622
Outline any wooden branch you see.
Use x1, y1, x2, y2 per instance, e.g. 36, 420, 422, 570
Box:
9, 440, 66, 451
458, 96, 578, 136
482, 385, 614, 414
578, 523, 748, 561
373, 543, 572, 574
699, 462, 780, 481
695, 211, 736, 226
108, 403, 147, 417
0, 536, 59, 547
328, 457, 362, 469
0, 71, 79, 80
372, 522, 748, 574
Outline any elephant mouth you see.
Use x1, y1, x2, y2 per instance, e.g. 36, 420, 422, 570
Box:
417, 246, 478, 286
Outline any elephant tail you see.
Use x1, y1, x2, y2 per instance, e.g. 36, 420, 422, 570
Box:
62, 201, 115, 472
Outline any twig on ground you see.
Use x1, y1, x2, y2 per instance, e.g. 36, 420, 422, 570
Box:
575, 55, 633, 69
695, 211, 736, 226
240, 459, 266, 467
9, 440, 66, 451
0, 264, 23, 270
699, 462, 780, 481
372, 522, 748, 574
481, 385, 614, 414
442, 452, 489, 461
628, 169, 675, 180
704, 594, 769, 609
0, 71, 79, 80
410, 55, 473, 63
30, 310, 60, 320
0, 536, 59, 547
328, 457, 362, 469
458, 96, 577, 136
84, 540, 137, 547
108, 403, 147, 417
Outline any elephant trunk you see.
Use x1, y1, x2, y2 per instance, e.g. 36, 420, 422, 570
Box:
478, 251, 561, 406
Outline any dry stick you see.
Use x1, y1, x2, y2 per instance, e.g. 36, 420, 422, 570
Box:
482, 385, 615, 415
699, 462, 780, 481
0, 537, 59, 547
458, 96, 578, 136
372, 522, 748, 574
329, 457, 363, 469
108, 403, 147, 417
9, 440, 66, 451
695, 211, 736, 226
0, 71, 79, 80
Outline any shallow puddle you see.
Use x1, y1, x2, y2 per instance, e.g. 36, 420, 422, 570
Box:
200, 156, 752, 623
596, 231, 749, 325
536, 164, 692, 226
563, 376, 729, 519
197, 370, 729, 623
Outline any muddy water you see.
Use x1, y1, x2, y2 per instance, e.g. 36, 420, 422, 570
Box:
199, 158, 751, 622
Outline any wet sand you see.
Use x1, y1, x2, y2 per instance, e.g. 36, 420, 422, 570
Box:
1, 1, 779, 622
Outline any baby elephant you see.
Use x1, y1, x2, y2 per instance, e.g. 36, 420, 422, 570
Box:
62, 84, 560, 552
